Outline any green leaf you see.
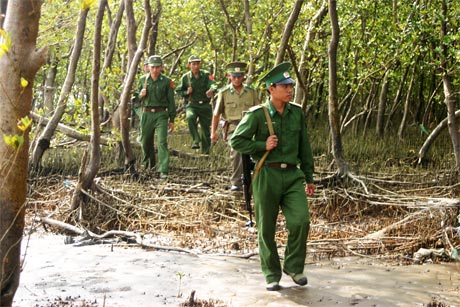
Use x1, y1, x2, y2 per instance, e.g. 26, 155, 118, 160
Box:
20, 77, 29, 88
17, 116, 32, 132
80, 0, 96, 10
3, 135, 24, 150
0, 29, 12, 57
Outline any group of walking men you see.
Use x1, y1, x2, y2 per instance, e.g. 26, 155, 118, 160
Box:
136, 54, 257, 187
135, 54, 316, 292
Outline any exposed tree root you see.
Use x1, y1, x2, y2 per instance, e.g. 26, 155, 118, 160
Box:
26, 164, 460, 264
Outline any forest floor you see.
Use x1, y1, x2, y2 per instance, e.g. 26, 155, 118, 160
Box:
13, 138, 460, 306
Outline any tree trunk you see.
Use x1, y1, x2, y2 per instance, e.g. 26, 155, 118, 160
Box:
392, 0, 398, 24
328, 0, 348, 176
418, 110, 460, 165
415, 69, 425, 123
275, 0, 304, 65
422, 79, 443, 126
98, 0, 124, 160
385, 64, 409, 133
99, 0, 125, 122
31, 7, 90, 171
124, 0, 137, 69
440, 0, 460, 168
397, 60, 416, 141
119, 0, 152, 171
0, 1, 47, 306
148, 0, 162, 56
0, 0, 6, 28
243, 0, 254, 84
376, 69, 389, 138
70, 0, 106, 210
30, 112, 117, 146
219, 0, 238, 61
294, 0, 327, 107
362, 81, 377, 136
43, 54, 58, 114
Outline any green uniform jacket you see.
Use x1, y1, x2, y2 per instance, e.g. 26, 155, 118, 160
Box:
230, 100, 314, 183
137, 73, 176, 123
214, 83, 259, 122
176, 70, 217, 102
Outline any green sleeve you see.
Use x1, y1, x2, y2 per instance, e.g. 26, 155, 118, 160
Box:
230, 110, 267, 157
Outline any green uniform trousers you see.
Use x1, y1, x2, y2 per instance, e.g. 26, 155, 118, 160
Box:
252, 166, 310, 284
139, 110, 169, 173
185, 103, 212, 154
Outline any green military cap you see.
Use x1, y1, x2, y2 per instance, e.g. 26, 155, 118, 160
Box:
258, 62, 295, 88
226, 61, 247, 77
188, 55, 201, 63
148, 55, 163, 66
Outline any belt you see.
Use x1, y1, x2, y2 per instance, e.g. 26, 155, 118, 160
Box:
265, 162, 297, 169
143, 106, 167, 112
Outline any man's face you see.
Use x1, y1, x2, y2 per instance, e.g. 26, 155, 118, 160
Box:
229, 74, 244, 88
269, 84, 293, 103
149, 65, 162, 78
189, 61, 201, 73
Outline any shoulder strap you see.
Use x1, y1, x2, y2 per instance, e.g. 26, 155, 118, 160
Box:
141, 73, 149, 109
186, 71, 191, 86
143, 73, 149, 90
252, 106, 274, 181
263, 106, 274, 135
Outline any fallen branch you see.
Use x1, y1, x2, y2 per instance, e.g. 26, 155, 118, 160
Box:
30, 111, 115, 146
31, 111, 201, 159
34, 216, 198, 255
364, 208, 429, 240
364, 198, 460, 240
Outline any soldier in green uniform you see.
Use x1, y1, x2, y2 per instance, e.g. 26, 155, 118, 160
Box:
137, 55, 176, 179
230, 62, 315, 291
176, 55, 217, 154
211, 61, 259, 191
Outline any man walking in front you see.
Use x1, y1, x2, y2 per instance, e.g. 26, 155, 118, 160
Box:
211, 61, 259, 191
230, 62, 315, 291
137, 55, 176, 179
176, 55, 217, 154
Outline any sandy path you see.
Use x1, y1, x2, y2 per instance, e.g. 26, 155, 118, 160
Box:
13, 233, 460, 307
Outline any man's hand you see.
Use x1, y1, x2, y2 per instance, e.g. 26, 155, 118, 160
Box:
265, 135, 278, 151
168, 122, 174, 134
305, 183, 315, 196
211, 131, 218, 143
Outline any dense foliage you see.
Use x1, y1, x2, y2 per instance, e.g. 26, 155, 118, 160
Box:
31, 0, 460, 169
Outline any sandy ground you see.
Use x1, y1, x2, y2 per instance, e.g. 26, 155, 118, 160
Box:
13, 233, 460, 307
